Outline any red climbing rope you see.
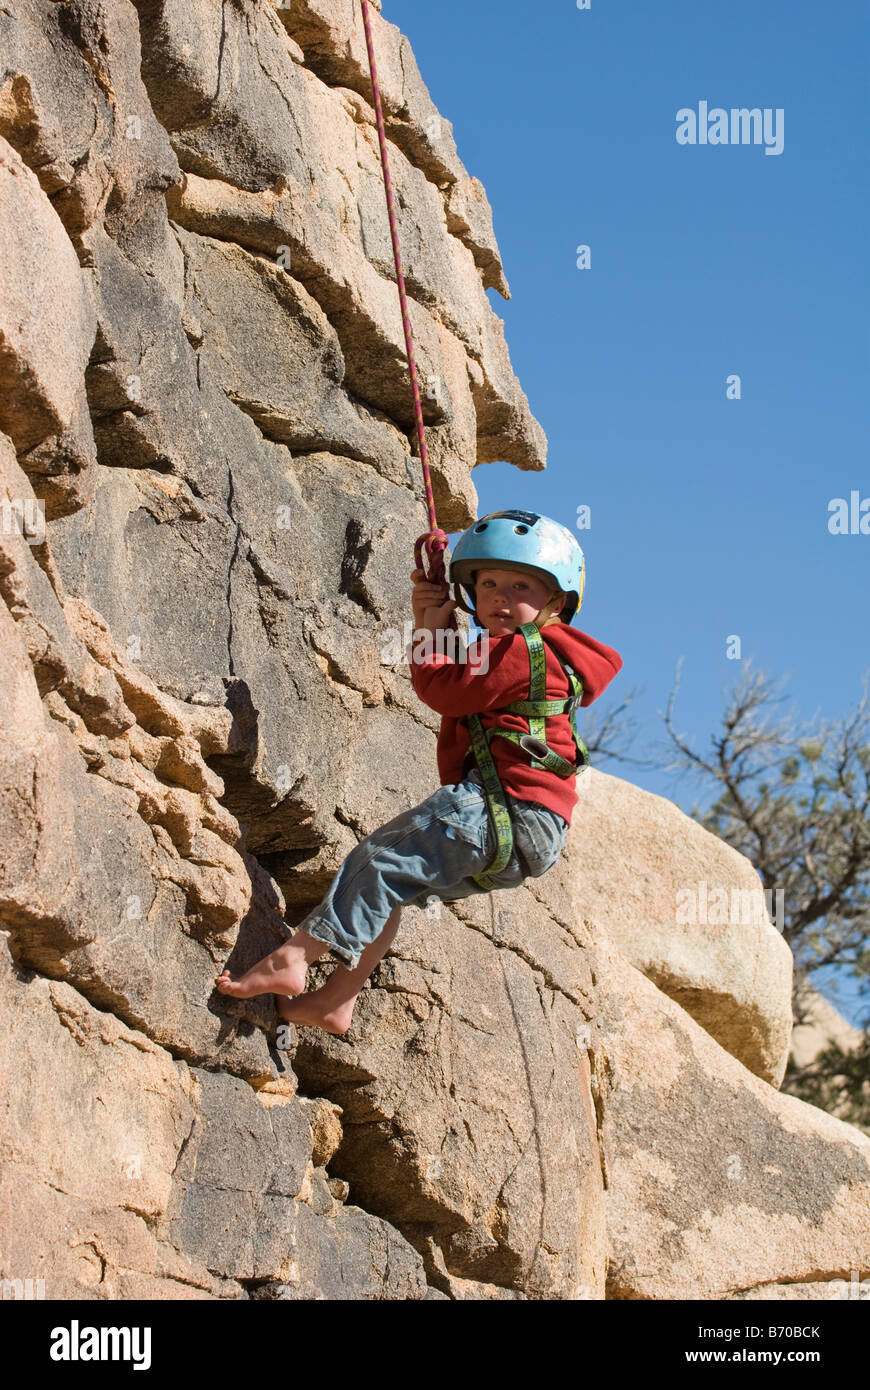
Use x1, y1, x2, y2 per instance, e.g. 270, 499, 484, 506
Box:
360, 0, 450, 592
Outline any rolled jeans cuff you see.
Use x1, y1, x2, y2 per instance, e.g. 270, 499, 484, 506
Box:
300, 914, 361, 971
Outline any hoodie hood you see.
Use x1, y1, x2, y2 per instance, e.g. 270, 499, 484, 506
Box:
537, 622, 623, 707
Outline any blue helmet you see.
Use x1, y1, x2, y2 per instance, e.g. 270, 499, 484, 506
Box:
450, 510, 586, 624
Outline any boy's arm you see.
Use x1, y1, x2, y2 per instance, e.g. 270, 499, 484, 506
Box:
573, 634, 624, 706
408, 565, 510, 717
406, 570, 624, 717
410, 637, 514, 717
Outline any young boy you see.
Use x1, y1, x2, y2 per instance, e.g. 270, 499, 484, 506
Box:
216, 510, 623, 1034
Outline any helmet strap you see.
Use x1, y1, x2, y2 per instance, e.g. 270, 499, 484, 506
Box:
534, 591, 567, 628
453, 581, 477, 616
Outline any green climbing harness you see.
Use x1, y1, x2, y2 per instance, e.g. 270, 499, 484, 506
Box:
467, 622, 591, 890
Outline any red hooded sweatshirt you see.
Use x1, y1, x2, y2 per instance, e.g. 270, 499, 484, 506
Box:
410, 622, 623, 826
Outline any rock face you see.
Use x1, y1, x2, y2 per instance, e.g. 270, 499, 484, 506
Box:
1, 0, 868, 1301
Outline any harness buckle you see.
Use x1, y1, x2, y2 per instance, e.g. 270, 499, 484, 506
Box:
519, 734, 552, 762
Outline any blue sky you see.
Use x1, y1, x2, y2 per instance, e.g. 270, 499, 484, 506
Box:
387, 0, 870, 1026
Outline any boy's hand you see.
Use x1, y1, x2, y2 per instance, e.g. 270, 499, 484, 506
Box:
411, 567, 457, 631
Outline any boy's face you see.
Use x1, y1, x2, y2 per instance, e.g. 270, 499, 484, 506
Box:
474, 567, 562, 635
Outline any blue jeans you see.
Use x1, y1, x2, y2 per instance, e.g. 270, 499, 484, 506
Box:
297, 769, 568, 971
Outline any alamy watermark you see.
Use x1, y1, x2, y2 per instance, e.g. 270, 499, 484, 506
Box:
50, 1323, 151, 1370
1, 496, 45, 546
828, 491, 870, 535
381, 620, 489, 673
676, 103, 784, 156
676, 880, 785, 933
828, 1270, 870, 1299
2, 1276, 45, 1300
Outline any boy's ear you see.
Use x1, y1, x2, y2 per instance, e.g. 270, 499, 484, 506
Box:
535, 589, 566, 628
547, 590, 567, 616
536, 589, 569, 628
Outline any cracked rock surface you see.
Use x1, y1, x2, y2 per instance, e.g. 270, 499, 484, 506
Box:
1, 0, 868, 1300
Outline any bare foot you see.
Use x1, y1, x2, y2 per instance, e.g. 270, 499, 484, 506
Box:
215, 933, 326, 1000
276, 987, 357, 1036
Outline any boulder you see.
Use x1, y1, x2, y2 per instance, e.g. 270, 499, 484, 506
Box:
566, 769, 794, 1085
592, 927, 870, 1300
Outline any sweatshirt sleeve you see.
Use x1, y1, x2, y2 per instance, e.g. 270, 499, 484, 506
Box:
409, 627, 623, 717
571, 633, 624, 706
409, 634, 524, 717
